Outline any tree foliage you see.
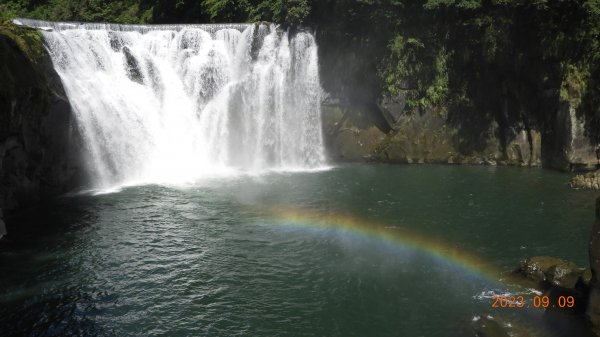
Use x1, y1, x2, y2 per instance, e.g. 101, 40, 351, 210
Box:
3, 0, 600, 143
1, 0, 154, 23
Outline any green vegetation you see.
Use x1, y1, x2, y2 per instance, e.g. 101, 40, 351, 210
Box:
0, 0, 310, 24
0, 19, 44, 63
2, 0, 600, 144
380, 35, 449, 111
432, 1, 600, 147
0, 0, 154, 23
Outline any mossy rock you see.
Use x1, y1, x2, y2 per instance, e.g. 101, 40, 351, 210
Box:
0, 21, 52, 141
546, 261, 584, 288
514, 256, 588, 289
0, 20, 44, 64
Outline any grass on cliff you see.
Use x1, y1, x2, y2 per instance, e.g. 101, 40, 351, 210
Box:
0, 20, 44, 64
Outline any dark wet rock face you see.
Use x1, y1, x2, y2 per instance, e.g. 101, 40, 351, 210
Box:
322, 97, 596, 170
588, 197, 600, 334
0, 208, 5, 239
322, 103, 543, 167
122, 46, 144, 84
321, 63, 596, 171
544, 287, 597, 337
543, 101, 597, 172
321, 103, 388, 161
376, 91, 407, 128
0, 22, 85, 232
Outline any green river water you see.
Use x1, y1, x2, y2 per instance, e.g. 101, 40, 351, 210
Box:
0, 165, 597, 336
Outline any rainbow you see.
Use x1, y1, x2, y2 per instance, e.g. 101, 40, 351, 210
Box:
263, 208, 509, 286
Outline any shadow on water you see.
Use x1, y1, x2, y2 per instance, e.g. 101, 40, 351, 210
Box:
0, 196, 113, 337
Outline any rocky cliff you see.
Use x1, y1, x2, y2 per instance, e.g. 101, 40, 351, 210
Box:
321, 89, 595, 170
322, 101, 546, 168
317, 31, 597, 171
589, 196, 600, 335
0, 21, 84, 236
310, 3, 599, 171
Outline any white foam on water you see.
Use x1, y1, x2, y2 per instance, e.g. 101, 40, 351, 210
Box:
473, 288, 543, 301
28, 19, 328, 189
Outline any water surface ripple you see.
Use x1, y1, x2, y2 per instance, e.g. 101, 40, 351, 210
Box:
0, 165, 595, 336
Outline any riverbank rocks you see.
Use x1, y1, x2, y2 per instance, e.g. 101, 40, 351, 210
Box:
509, 197, 600, 336
514, 256, 591, 289
570, 170, 600, 190
588, 197, 600, 335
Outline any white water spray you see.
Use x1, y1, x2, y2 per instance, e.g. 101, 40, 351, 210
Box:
16, 19, 327, 187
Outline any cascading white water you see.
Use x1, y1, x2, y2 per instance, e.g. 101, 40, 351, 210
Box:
16, 19, 327, 187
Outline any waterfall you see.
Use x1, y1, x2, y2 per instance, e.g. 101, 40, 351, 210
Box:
15, 19, 327, 187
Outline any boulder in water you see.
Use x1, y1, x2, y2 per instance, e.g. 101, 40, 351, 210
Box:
547, 261, 588, 288
570, 170, 600, 190
515, 256, 589, 289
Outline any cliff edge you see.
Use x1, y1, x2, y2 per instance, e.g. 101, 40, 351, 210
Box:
0, 21, 84, 237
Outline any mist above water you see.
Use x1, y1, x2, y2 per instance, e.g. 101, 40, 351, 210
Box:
28, 19, 327, 187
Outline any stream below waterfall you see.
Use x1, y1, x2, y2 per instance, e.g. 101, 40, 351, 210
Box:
0, 165, 596, 336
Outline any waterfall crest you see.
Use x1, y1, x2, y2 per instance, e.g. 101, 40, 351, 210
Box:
17, 19, 327, 187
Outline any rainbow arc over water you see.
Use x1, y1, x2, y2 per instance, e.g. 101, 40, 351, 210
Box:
266, 208, 509, 286
260, 208, 554, 336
